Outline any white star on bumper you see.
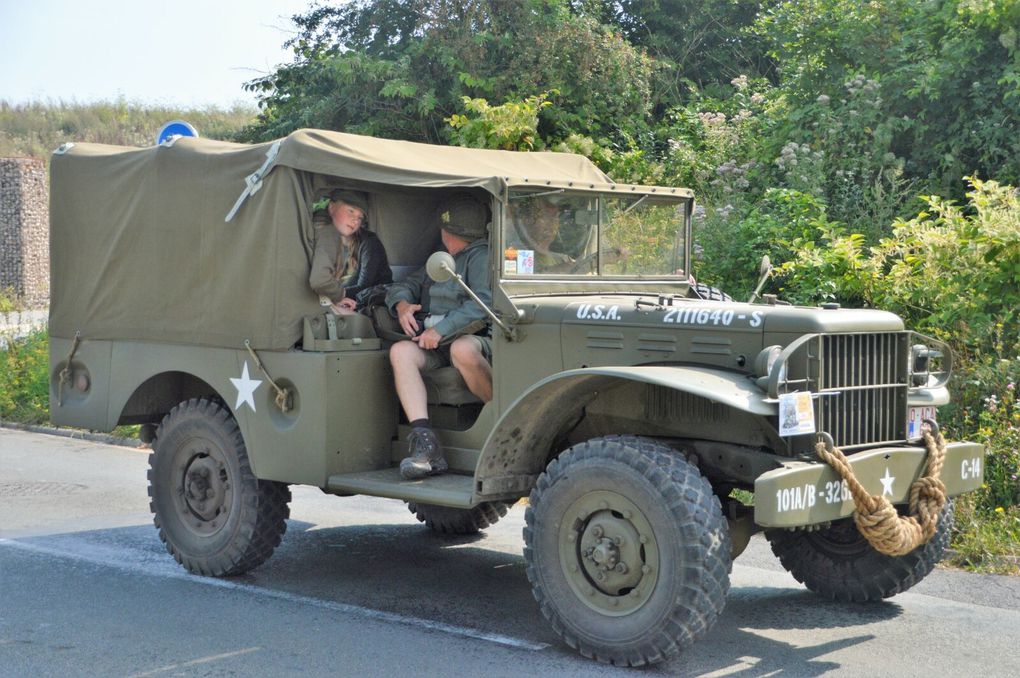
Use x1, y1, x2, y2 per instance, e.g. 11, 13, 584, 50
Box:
230, 362, 262, 412
880, 468, 896, 496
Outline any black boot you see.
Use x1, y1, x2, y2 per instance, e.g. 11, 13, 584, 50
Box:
400, 428, 447, 480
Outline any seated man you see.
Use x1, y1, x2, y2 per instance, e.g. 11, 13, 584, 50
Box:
385, 193, 492, 480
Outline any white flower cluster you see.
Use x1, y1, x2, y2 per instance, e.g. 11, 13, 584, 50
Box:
713, 159, 753, 191
844, 74, 878, 94
698, 111, 728, 128
844, 75, 882, 107
775, 142, 823, 170
731, 74, 749, 91
733, 109, 753, 123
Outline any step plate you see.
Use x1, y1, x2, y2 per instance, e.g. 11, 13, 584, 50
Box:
327, 467, 476, 508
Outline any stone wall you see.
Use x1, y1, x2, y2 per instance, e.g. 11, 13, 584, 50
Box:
0, 158, 49, 308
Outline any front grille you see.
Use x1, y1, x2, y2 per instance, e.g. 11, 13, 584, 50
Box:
814, 333, 908, 449
820, 332, 909, 446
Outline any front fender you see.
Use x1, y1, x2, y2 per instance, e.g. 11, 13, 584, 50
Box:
473, 366, 775, 499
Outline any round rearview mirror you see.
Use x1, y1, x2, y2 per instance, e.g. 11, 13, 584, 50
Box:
426, 251, 456, 282
760, 255, 772, 277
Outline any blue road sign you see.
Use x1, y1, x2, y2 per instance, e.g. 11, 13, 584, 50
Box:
156, 121, 199, 145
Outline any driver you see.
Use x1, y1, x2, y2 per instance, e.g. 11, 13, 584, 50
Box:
511, 197, 574, 273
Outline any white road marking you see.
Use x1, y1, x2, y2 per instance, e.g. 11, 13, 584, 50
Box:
0, 537, 549, 652
128, 647, 262, 678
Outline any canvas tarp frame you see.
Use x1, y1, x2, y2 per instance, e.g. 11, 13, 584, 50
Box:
48, 129, 613, 350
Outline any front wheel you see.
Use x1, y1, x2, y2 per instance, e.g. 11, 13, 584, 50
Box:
765, 500, 954, 602
524, 436, 731, 666
148, 397, 290, 576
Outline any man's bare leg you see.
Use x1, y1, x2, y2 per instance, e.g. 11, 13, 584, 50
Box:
450, 336, 493, 403
390, 340, 430, 421
390, 340, 447, 479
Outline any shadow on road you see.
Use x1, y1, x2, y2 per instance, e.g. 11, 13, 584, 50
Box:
6, 517, 904, 675
727, 587, 902, 630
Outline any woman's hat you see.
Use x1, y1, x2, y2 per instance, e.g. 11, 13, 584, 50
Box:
329, 189, 370, 215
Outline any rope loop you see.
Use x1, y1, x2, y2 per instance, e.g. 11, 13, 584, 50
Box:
57, 330, 82, 408
814, 423, 948, 557
244, 340, 292, 413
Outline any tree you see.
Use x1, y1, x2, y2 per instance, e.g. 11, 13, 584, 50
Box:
242, 0, 655, 147
756, 0, 1020, 191
571, 0, 776, 105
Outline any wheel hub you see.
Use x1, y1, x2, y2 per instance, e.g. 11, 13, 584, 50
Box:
559, 490, 659, 615
176, 446, 232, 535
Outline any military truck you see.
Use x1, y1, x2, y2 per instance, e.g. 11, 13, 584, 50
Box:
49, 130, 983, 667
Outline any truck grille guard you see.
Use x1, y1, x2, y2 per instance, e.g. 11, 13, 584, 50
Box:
766, 331, 952, 450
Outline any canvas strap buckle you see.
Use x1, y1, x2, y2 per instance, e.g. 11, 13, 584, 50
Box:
225, 140, 282, 222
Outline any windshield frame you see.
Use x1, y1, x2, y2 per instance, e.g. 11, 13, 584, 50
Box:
497, 186, 693, 291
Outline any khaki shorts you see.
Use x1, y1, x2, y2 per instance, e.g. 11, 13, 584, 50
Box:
423, 335, 493, 371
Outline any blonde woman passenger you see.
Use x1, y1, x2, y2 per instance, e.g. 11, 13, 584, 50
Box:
309, 189, 392, 314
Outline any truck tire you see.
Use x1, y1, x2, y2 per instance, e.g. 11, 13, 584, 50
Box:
148, 397, 290, 576
406, 500, 511, 535
524, 435, 731, 666
764, 500, 954, 602
689, 282, 733, 301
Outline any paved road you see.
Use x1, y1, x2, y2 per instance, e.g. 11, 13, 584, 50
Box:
2, 429, 1018, 677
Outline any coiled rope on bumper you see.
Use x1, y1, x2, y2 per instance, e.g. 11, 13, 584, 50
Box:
814, 423, 948, 557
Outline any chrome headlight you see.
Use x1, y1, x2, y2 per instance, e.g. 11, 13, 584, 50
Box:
911, 343, 944, 387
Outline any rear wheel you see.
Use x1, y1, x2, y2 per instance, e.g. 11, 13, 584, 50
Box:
406, 500, 511, 535
524, 435, 731, 666
764, 500, 954, 602
148, 397, 290, 576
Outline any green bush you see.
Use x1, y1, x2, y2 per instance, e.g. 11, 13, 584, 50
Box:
777, 177, 1020, 348
697, 188, 840, 299
0, 328, 50, 425
446, 93, 551, 151
943, 353, 1020, 514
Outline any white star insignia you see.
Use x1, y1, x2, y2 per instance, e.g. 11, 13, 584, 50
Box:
879, 468, 896, 496
230, 362, 262, 412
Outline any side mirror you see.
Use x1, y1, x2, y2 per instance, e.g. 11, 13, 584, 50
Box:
748, 255, 774, 303
422, 250, 517, 340
426, 251, 456, 283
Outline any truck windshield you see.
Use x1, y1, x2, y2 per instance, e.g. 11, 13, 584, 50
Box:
502, 189, 689, 278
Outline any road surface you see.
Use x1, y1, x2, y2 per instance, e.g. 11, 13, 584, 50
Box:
1, 428, 1018, 676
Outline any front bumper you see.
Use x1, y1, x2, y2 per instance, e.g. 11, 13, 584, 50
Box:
754, 440, 984, 528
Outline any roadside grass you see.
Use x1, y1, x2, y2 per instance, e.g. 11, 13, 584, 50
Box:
0, 323, 1015, 574
0, 99, 255, 159
0, 326, 49, 424
945, 496, 1020, 575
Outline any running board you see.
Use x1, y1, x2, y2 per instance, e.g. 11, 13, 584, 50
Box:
326, 468, 476, 508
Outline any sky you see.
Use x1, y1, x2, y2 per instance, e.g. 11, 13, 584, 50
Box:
0, 0, 314, 109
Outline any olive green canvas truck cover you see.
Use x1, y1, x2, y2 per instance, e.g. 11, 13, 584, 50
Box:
48, 130, 611, 350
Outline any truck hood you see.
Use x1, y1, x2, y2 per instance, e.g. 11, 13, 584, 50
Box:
555, 295, 904, 335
